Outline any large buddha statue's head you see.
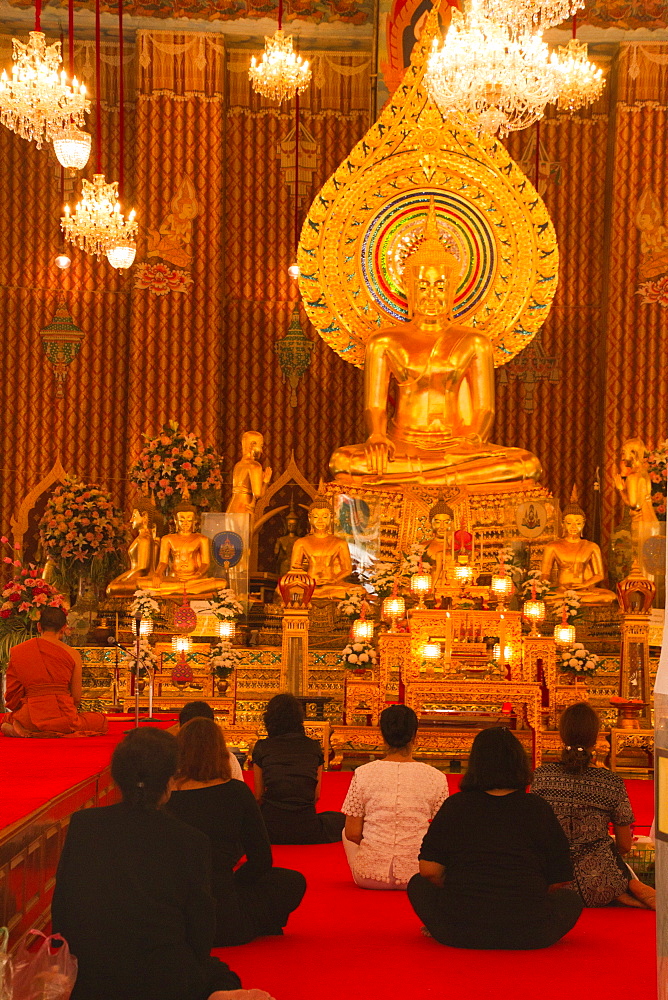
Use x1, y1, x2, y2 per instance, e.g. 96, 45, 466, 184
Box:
174, 503, 199, 534
308, 493, 334, 533
403, 200, 459, 319
561, 487, 586, 539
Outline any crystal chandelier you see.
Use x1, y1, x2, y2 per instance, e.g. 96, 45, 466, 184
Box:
53, 123, 92, 169
553, 39, 604, 111
249, 29, 311, 104
425, 6, 559, 137
61, 174, 136, 260
478, 0, 584, 30
0, 32, 89, 149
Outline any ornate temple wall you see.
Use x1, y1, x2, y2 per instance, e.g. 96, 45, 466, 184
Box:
0, 32, 666, 553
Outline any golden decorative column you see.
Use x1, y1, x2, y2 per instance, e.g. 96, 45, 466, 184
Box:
521, 634, 558, 726
280, 607, 310, 696
615, 564, 656, 727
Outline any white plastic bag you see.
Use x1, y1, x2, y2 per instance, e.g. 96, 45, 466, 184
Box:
10, 930, 76, 1000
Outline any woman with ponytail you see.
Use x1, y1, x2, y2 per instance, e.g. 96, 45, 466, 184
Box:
532, 702, 655, 909
52, 728, 274, 1000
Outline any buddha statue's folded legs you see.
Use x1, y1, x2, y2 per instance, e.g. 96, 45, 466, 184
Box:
330, 438, 542, 487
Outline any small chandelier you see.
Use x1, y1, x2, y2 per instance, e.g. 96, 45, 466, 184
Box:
352, 599, 374, 642
62, 175, 137, 260
553, 39, 604, 112
425, 7, 558, 137
53, 123, 92, 170
382, 591, 405, 633
421, 641, 441, 661
249, 30, 311, 104
0, 33, 89, 149
492, 642, 513, 662
218, 620, 236, 640
410, 570, 432, 610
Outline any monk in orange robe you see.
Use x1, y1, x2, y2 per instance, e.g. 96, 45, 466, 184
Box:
1, 606, 107, 738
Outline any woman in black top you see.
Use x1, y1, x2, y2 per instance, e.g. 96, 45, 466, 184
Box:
408, 727, 583, 950
52, 728, 273, 1000
167, 717, 306, 945
252, 694, 345, 844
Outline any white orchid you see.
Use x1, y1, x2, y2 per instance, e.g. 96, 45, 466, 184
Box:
560, 643, 602, 677
340, 636, 377, 670
130, 589, 160, 619
207, 588, 244, 620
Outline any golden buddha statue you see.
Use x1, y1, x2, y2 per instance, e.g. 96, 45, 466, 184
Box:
541, 490, 617, 606
614, 437, 660, 581
226, 430, 272, 516
106, 502, 163, 597
148, 504, 220, 597
329, 204, 542, 487
421, 497, 456, 588
289, 494, 363, 600
274, 502, 302, 579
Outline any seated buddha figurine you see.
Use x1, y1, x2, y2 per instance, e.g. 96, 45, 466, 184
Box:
421, 497, 456, 588
541, 490, 617, 606
148, 504, 220, 597
329, 202, 541, 487
289, 494, 363, 600
106, 502, 163, 597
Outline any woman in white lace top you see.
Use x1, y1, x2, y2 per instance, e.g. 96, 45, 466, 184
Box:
341, 705, 448, 889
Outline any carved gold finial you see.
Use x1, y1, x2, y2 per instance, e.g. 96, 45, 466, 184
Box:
562, 485, 585, 518
402, 197, 459, 282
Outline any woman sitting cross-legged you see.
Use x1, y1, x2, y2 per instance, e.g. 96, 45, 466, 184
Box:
252, 693, 345, 844
408, 726, 583, 950
167, 717, 306, 945
532, 701, 655, 910
52, 727, 274, 1000
342, 705, 449, 889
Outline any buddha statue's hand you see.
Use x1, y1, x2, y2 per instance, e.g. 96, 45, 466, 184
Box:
364, 433, 396, 475
263, 466, 272, 484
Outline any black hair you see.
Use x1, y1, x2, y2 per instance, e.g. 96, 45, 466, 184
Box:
111, 728, 178, 809
559, 702, 600, 773
39, 606, 68, 632
380, 704, 418, 749
460, 726, 532, 792
179, 700, 215, 726
264, 693, 305, 738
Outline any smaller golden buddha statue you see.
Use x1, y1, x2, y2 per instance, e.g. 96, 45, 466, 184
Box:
106, 502, 163, 597
421, 498, 456, 589
289, 494, 363, 600
149, 504, 221, 597
541, 489, 617, 606
614, 437, 660, 581
274, 502, 303, 579
226, 430, 272, 516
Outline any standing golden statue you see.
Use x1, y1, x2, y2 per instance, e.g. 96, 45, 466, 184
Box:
614, 437, 660, 581
106, 502, 163, 597
329, 204, 542, 487
149, 504, 220, 597
541, 489, 617, 606
226, 430, 272, 516
289, 494, 363, 600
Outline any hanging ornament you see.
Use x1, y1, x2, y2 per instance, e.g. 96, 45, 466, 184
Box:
275, 304, 314, 407
249, 0, 311, 104
39, 298, 85, 397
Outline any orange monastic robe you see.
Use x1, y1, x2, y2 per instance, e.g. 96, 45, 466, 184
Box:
2, 637, 107, 737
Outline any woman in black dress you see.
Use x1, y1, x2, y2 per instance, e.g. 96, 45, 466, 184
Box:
252, 694, 345, 844
532, 701, 655, 909
167, 717, 306, 945
52, 727, 273, 1000
407, 726, 583, 950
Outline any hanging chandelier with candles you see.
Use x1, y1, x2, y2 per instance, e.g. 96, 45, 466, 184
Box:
425, 7, 559, 137
553, 38, 604, 112
52, 0, 92, 169
479, 0, 584, 30
62, 173, 136, 258
0, 32, 89, 149
249, 0, 310, 104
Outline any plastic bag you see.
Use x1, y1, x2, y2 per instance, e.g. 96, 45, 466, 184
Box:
0, 927, 11, 1000
10, 930, 77, 1000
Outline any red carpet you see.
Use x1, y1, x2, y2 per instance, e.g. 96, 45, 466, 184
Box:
216, 773, 657, 1000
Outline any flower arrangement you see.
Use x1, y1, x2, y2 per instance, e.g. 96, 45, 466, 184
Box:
647, 439, 668, 520
520, 570, 552, 601
336, 591, 368, 620
0, 538, 67, 668
129, 420, 224, 516
340, 639, 377, 670
206, 588, 244, 621
129, 589, 160, 620
399, 542, 426, 581
39, 476, 127, 590
558, 589, 582, 622
210, 640, 243, 678
559, 642, 602, 677
363, 560, 399, 601
127, 639, 159, 676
